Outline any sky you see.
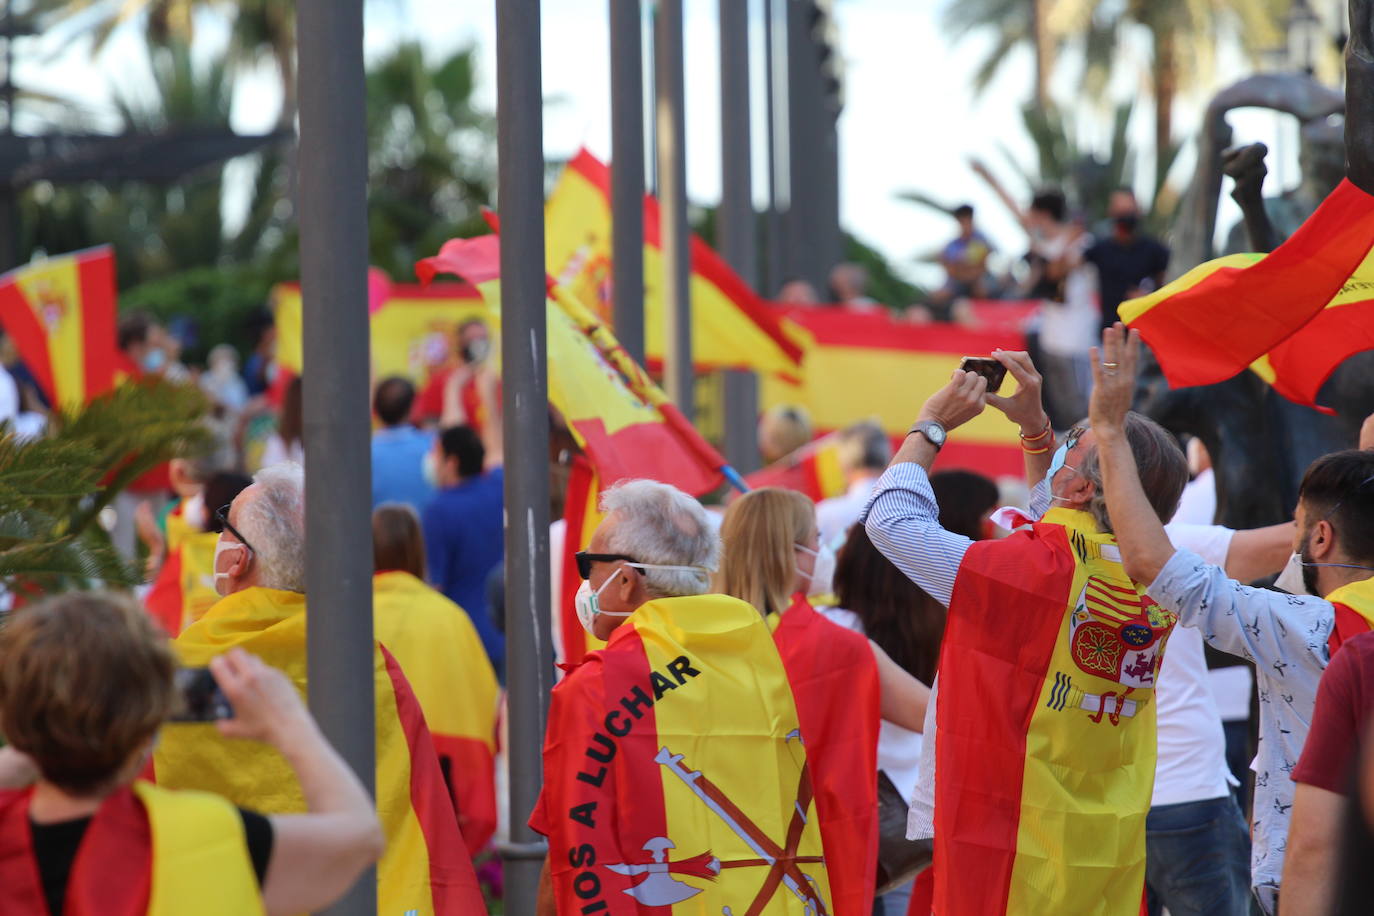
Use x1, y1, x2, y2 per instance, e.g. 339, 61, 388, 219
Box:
9, 0, 1338, 290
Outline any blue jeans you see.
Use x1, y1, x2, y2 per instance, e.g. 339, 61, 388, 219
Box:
873, 879, 912, 916
1145, 795, 1252, 916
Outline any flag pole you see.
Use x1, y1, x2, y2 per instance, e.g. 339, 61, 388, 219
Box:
719, 0, 762, 474
494, 0, 553, 907
655, 0, 693, 420
296, 1, 376, 914
610, 0, 646, 365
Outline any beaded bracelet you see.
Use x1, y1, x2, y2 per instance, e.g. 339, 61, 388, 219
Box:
1019, 419, 1053, 444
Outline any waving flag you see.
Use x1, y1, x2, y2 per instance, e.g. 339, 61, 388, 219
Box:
546, 148, 803, 378
1121, 179, 1374, 411
743, 432, 849, 502
0, 246, 118, 407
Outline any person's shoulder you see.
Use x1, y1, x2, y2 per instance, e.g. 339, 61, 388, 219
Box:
1336, 628, 1374, 665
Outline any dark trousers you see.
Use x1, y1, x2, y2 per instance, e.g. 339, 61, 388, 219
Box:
1145, 795, 1252, 916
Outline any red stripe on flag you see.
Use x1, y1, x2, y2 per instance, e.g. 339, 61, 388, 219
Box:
0, 284, 55, 405
77, 247, 118, 400
933, 440, 1024, 479
559, 457, 597, 668
380, 645, 484, 914
570, 415, 723, 496
431, 733, 497, 856
777, 305, 1030, 354
934, 524, 1077, 913
1265, 296, 1374, 410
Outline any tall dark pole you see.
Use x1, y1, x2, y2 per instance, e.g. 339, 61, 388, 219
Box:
296, 1, 374, 914
719, 0, 761, 473
610, 0, 646, 364
784, 0, 841, 293
763, 0, 785, 297
495, 0, 552, 909
656, 0, 693, 419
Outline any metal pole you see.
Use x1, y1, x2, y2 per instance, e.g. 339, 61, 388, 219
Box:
656, 0, 694, 419
495, 0, 552, 909
610, 0, 646, 364
296, 1, 374, 915
719, 0, 761, 473
762, 0, 784, 296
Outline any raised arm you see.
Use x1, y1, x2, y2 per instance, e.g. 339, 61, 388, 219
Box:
863, 370, 988, 607
970, 158, 1029, 228
210, 650, 385, 916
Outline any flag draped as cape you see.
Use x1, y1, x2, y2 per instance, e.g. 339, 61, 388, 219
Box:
934, 509, 1175, 915
153, 587, 485, 915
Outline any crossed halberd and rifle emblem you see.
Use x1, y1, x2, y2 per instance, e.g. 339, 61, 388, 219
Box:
603, 732, 829, 914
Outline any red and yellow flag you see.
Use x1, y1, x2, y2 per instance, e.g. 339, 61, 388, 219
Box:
1325, 577, 1374, 657
1121, 179, 1374, 411
153, 587, 485, 915
144, 530, 220, 637
0, 246, 118, 407
743, 432, 849, 503
761, 305, 1030, 479
545, 149, 803, 378
530, 594, 834, 914
935, 508, 1176, 915
273, 272, 488, 382
769, 596, 880, 916
0, 782, 264, 915
416, 233, 728, 496
556, 456, 607, 669
373, 570, 501, 856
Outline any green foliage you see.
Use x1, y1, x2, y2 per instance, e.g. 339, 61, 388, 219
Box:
118, 265, 277, 365
844, 233, 926, 308
0, 380, 212, 594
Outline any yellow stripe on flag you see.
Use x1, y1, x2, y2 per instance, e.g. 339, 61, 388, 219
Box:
16, 257, 87, 406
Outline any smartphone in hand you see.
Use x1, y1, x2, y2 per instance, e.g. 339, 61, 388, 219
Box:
170, 667, 235, 722
958, 356, 1008, 394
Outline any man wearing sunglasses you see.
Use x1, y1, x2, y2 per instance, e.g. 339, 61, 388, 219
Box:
1092, 325, 1374, 916
863, 335, 1192, 916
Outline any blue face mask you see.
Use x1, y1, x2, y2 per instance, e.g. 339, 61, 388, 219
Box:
142, 348, 167, 372
1044, 426, 1086, 499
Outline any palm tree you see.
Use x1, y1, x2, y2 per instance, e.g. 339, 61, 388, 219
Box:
29, 0, 223, 50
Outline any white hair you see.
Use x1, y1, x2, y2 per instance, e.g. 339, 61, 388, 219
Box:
237, 462, 306, 593
599, 479, 719, 599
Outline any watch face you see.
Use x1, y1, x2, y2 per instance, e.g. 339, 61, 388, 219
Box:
925, 423, 946, 445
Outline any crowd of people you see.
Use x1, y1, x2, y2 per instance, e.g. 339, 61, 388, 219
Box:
0, 196, 1371, 916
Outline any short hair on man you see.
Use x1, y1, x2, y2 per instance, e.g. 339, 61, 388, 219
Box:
838, 420, 891, 474
1030, 189, 1067, 223
1076, 411, 1188, 534
953, 204, 974, 220
117, 311, 154, 352
1298, 449, 1374, 564
0, 591, 175, 795
439, 425, 485, 479
373, 502, 427, 579
238, 462, 307, 592
599, 479, 718, 599
373, 376, 416, 428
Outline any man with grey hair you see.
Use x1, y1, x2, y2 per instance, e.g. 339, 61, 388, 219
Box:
531, 479, 847, 914
156, 461, 485, 911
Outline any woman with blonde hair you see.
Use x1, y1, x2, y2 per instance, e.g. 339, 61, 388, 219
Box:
717, 487, 932, 912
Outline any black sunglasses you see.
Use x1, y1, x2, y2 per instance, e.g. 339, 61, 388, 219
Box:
1063, 425, 1087, 451
215, 504, 257, 556
575, 551, 638, 580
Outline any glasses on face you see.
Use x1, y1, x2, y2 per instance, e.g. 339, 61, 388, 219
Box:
1063, 426, 1087, 451
214, 505, 257, 556
575, 551, 638, 580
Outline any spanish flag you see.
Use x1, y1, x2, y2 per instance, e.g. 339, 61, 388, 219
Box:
143, 530, 220, 637
769, 596, 880, 915
934, 508, 1176, 915
0, 782, 264, 915
373, 570, 501, 856
0, 246, 118, 407
556, 456, 607, 669
1121, 179, 1374, 411
545, 149, 803, 378
743, 432, 849, 503
416, 233, 728, 496
1325, 578, 1374, 657
760, 305, 1027, 479
529, 594, 835, 914
153, 587, 485, 915
273, 272, 488, 381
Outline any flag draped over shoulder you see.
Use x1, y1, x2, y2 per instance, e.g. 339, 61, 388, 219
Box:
1325, 578, 1374, 657
530, 594, 834, 914
373, 570, 501, 855
0, 246, 118, 407
769, 596, 880, 915
153, 587, 485, 915
545, 148, 803, 378
935, 508, 1175, 915
1121, 179, 1374, 411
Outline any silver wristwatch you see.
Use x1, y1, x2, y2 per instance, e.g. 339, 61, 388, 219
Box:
908, 419, 947, 451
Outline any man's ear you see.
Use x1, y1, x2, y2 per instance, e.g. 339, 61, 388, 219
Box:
1309, 519, 1336, 561
231, 544, 253, 578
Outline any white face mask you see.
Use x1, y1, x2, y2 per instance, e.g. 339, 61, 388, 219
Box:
795, 543, 836, 597
213, 540, 246, 597
574, 561, 710, 635
422, 450, 439, 488
183, 494, 206, 532
1274, 551, 1309, 596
